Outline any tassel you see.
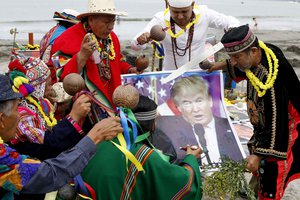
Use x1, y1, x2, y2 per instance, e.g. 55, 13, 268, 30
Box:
18, 84, 34, 97
19, 85, 29, 96
24, 84, 35, 95
9, 71, 26, 82
8, 60, 27, 74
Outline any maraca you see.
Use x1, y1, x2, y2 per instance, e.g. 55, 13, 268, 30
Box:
63, 73, 86, 96
150, 25, 167, 41
135, 55, 149, 72
112, 84, 139, 109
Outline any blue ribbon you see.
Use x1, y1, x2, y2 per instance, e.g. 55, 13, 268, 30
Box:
126, 116, 138, 145
118, 108, 131, 150
74, 175, 89, 196
155, 42, 165, 56
117, 108, 139, 150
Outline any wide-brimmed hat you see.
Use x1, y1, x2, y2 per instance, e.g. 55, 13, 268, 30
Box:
0, 74, 23, 102
53, 9, 80, 24
77, 0, 127, 20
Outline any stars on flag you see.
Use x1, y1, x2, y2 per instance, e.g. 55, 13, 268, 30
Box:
136, 80, 144, 89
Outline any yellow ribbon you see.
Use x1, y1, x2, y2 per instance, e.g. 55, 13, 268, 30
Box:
110, 133, 144, 172
152, 41, 164, 59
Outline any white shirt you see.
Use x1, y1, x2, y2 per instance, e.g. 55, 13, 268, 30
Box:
193, 118, 221, 165
131, 5, 239, 70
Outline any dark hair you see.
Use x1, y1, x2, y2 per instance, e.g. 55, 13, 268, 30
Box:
132, 95, 157, 133
58, 20, 75, 28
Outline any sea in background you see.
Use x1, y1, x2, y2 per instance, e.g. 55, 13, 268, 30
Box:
1, 0, 300, 42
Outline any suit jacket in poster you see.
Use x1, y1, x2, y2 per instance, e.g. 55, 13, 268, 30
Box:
152, 115, 244, 164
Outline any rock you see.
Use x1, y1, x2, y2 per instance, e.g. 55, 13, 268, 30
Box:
286, 45, 300, 55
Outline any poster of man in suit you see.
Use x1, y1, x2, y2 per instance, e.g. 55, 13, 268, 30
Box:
122, 70, 245, 167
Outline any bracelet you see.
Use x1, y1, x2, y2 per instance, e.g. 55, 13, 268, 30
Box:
66, 114, 84, 135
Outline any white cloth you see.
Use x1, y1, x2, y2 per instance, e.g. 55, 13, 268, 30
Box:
131, 5, 239, 70
168, 0, 193, 8
203, 118, 221, 164
192, 118, 221, 165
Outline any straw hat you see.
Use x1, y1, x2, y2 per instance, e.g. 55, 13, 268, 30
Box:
77, 0, 127, 20
53, 9, 80, 24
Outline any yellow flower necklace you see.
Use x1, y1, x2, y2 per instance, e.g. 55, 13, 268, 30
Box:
26, 96, 57, 127
0, 136, 3, 144
90, 33, 116, 60
245, 40, 279, 97
164, 6, 201, 38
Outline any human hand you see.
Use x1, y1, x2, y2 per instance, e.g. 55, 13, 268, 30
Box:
87, 116, 123, 145
137, 32, 150, 45
77, 34, 97, 71
199, 60, 211, 70
181, 145, 203, 159
207, 60, 227, 73
128, 67, 144, 74
245, 155, 263, 172
69, 94, 91, 123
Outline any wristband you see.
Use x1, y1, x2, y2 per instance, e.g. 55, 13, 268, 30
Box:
66, 114, 84, 135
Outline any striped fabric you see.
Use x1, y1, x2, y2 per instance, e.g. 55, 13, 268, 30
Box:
171, 164, 194, 200
13, 106, 46, 144
120, 145, 154, 200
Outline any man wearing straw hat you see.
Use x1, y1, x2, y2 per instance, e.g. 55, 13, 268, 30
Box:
131, 0, 239, 70
51, 0, 139, 112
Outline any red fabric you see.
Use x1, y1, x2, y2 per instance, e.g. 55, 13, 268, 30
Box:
259, 102, 300, 200
166, 98, 181, 115
51, 23, 131, 107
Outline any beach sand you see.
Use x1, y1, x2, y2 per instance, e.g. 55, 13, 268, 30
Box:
1, 28, 300, 75
1, 29, 300, 199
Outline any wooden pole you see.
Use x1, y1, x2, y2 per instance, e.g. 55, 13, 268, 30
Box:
28, 32, 34, 45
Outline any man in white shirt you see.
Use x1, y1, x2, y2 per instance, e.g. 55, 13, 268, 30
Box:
152, 76, 243, 165
131, 0, 239, 70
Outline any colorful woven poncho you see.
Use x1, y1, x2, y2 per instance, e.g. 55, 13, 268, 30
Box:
0, 144, 40, 199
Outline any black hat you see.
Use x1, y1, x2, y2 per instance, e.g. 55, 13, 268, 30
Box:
0, 74, 23, 102
221, 24, 256, 54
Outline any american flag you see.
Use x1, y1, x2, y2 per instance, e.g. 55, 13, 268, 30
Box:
122, 70, 225, 117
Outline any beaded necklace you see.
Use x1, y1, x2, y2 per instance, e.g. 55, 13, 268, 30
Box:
245, 41, 279, 97
170, 13, 195, 69
164, 7, 200, 38
83, 22, 115, 81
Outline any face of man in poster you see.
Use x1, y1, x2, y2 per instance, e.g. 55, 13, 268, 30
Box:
176, 90, 213, 127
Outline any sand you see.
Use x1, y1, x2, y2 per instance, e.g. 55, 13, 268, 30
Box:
1, 28, 300, 75
1, 28, 300, 199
